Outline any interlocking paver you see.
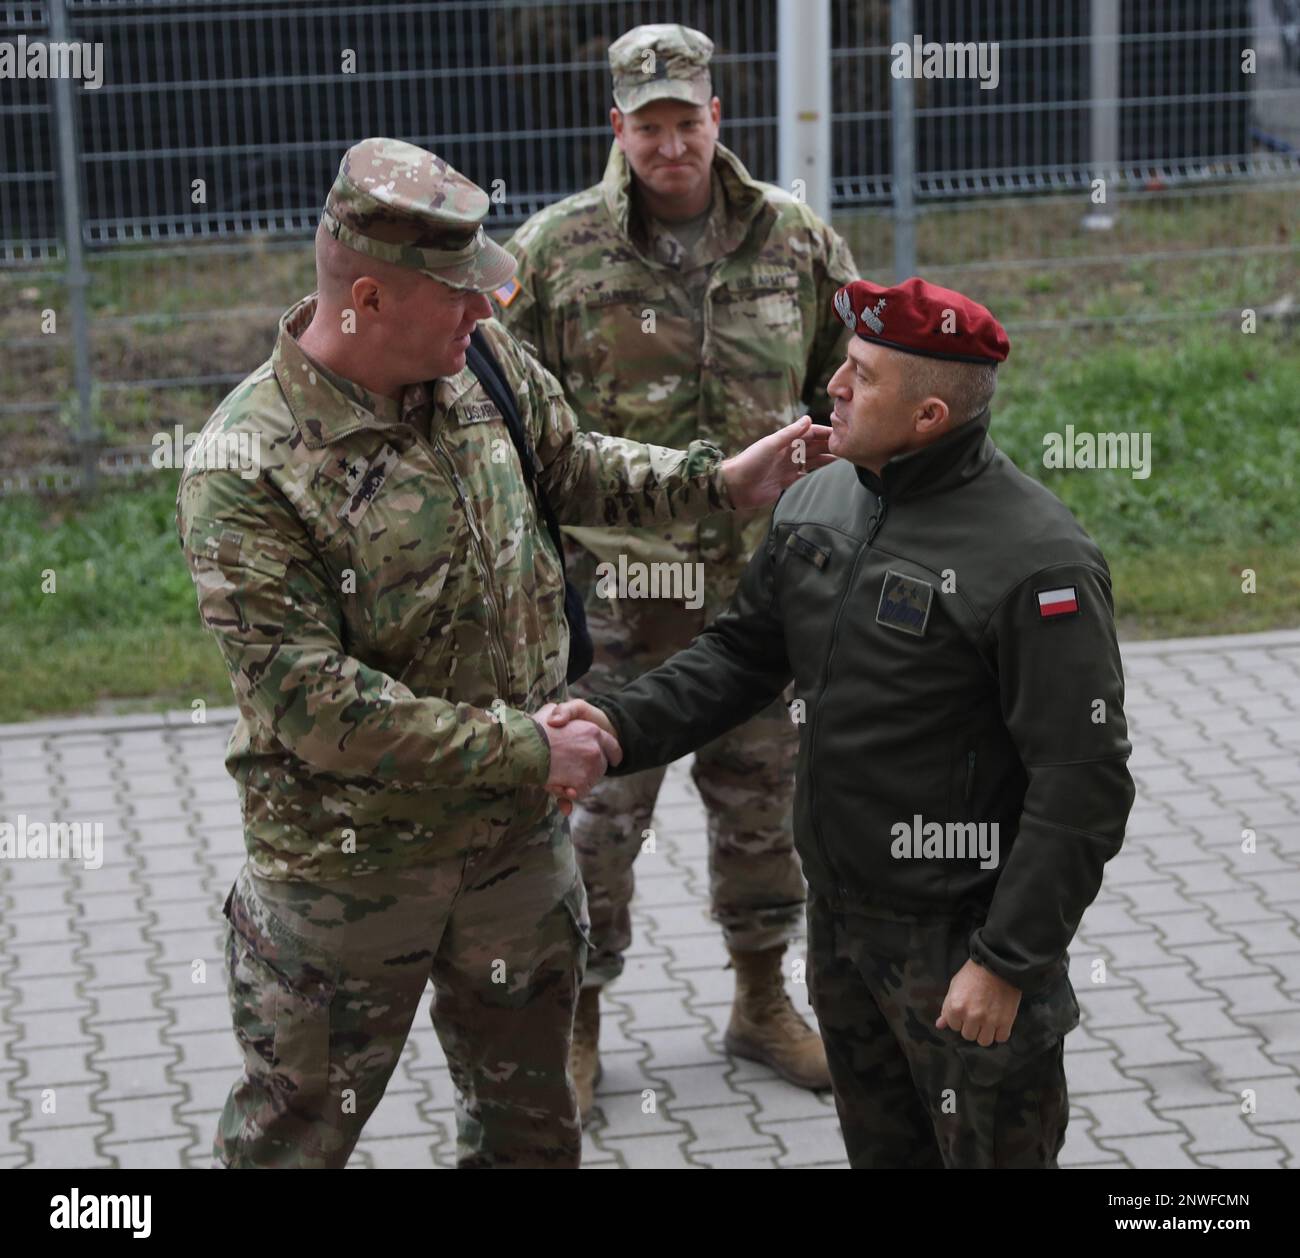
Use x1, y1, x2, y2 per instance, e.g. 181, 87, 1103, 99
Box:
1182, 1036, 1293, 1084
679, 1103, 772, 1153
1159, 1104, 1283, 1156
1162, 1000, 1255, 1043
96, 1053, 180, 1100
588, 1135, 683, 1168
1081, 1091, 1189, 1140
1122, 1062, 1234, 1108
1075, 987, 1166, 1028
1230, 920, 1300, 957
1099, 1022, 1203, 1068
1064, 1048, 1146, 1096
1095, 1132, 1198, 1169
1200, 1148, 1288, 1168
1201, 973, 1295, 1015
1253, 1121, 1300, 1165
691, 1147, 782, 1167
762, 1115, 850, 1167
645, 1064, 746, 1110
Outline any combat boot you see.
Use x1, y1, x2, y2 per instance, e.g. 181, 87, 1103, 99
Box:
570, 987, 603, 1122
724, 944, 832, 1091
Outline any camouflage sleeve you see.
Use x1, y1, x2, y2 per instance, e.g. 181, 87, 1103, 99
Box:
495, 229, 553, 363
800, 222, 858, 419
178, 472, 551, 789
521, 350, 736, 528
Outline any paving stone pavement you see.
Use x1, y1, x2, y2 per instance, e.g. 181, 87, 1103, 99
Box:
1, 628, 1298, 1170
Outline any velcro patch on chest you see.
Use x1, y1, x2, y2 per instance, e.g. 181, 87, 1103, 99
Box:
457, 399, 504, 426
337, 443, 399, 528
1037, 585, 1080, 620
785, 531, 830, 569
875, 570, 934, 637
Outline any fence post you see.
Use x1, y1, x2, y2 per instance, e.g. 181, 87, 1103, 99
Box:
49, 0, 97, 491
889, 0, 917, 280
1084, 0, 1121, 230
777, 0, 832, 220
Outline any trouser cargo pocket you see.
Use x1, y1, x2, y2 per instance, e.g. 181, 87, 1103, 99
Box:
223, 869, 337, 1107
949, 970, 1079, 1088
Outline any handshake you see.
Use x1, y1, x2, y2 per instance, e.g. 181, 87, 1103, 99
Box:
533, 700, 623, 816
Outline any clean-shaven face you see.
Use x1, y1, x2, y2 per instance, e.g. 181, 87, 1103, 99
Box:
386, 276, 493, 383
825, 337, 924, 471
611, 97, 720, 208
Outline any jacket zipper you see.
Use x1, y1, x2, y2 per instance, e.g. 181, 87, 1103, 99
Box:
867, 496, 889, 544
411, 425, 512, 700
807, 493, 889, 899
964, 750, 977, 804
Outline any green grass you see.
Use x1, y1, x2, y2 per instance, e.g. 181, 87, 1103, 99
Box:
993, 326, 1300, 554
0, 476, 235, 723
1, 326, 1297, 723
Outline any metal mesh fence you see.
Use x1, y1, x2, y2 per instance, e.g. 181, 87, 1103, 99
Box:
2, 0, 1297, 492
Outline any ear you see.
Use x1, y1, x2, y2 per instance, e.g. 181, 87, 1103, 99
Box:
351, 276, 383, 315
709, 96, 722, 128
913, 396, 950, 436
610, 107, 625, 147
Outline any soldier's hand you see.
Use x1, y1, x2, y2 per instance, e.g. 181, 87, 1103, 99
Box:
535, 705, 622, 811
543, 699, 620, 744
720, 414, 837, 509
936, 958, 1023, 1048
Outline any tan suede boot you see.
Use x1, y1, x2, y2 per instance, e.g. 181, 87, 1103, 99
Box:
570, 987, 603, 1122
723, 944, 832, 1090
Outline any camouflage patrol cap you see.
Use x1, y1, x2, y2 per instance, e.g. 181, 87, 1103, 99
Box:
321, 137, 515, 293
608, 23, 714, 113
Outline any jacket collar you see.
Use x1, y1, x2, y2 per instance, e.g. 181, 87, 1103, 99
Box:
854, 409, 997, 501
600, 140, 767, 255
273, 294, 462, 447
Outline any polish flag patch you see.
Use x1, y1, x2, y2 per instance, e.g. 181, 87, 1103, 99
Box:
1037, 585, 1079, 619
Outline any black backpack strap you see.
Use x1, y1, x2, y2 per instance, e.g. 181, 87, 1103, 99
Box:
466, 329, 560, 552
465, 327, 593, 683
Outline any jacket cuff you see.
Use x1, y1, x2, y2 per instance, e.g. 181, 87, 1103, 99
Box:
712, 455, 735, 511
498, 709, 551, 786
967, 929, 1059, 995
584, 698, 634, 776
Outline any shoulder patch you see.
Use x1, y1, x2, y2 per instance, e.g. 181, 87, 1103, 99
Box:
1037, 585, 1079, 620
876, 570, 933, 637
494, 276, 522, 308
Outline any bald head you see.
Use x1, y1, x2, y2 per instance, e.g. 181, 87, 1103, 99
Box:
314, 223, 418, 306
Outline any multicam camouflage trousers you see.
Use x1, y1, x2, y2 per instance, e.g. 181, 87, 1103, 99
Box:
806, 893, 1079, 1169
213, 803, 590, 1169
569, 594, 805, 988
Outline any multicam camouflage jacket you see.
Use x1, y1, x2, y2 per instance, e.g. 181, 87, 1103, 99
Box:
176, 297, 733, 881
500, 141, 857, 618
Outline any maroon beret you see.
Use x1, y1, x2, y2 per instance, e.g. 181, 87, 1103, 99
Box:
833, 277, 1010, 365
